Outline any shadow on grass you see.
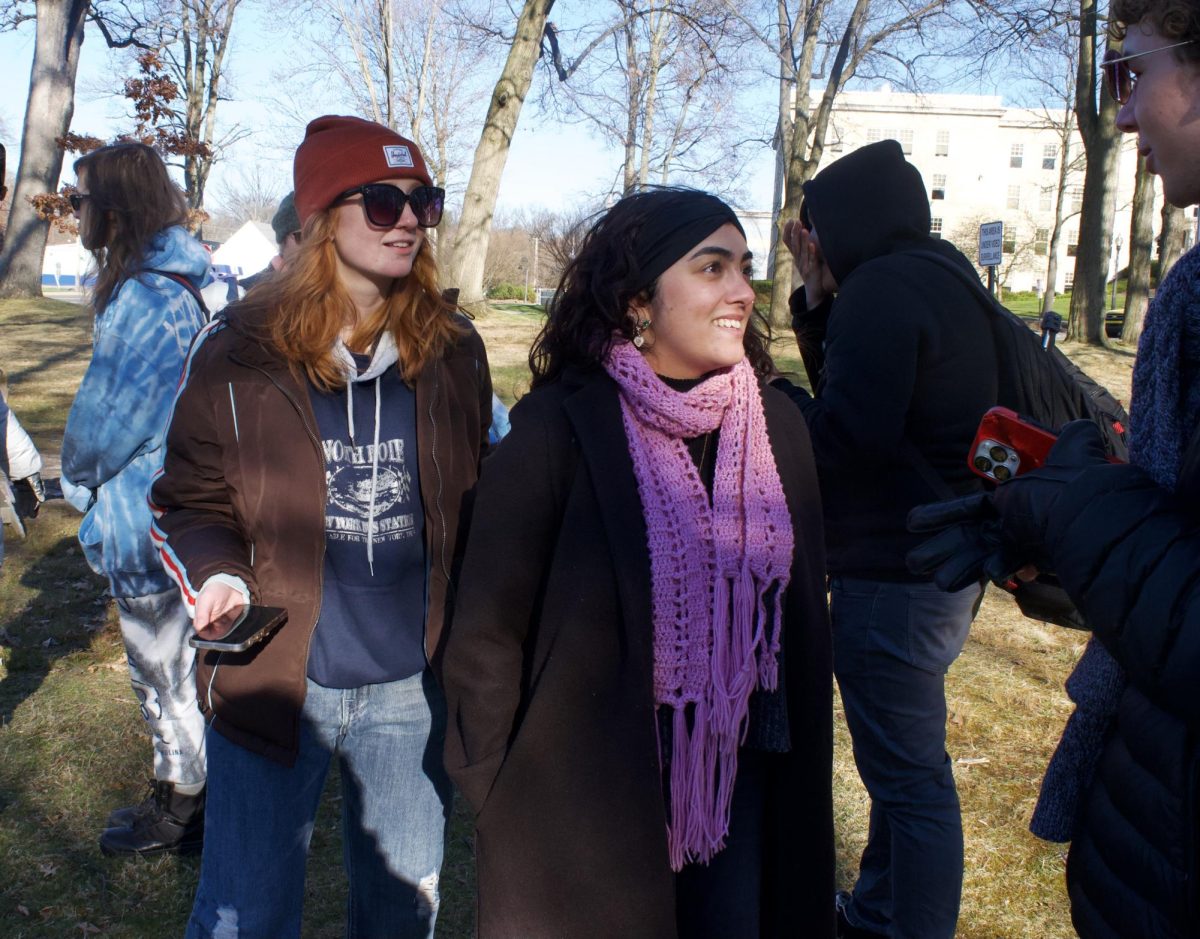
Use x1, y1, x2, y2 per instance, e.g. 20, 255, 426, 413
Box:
0, 533, 111, 728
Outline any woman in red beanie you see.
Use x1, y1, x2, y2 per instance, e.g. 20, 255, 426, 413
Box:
151, 115, 493, 939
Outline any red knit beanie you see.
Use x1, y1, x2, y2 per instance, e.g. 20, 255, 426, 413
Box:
293, 115, 433, 225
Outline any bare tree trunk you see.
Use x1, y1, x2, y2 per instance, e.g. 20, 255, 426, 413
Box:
1042, 125, 1073, 313
621, 10, 639, 193
768, 0, 865, 325
1159, 202, 1189, 280
1121, 154, 1155, 343
178, 0, 242, 218
1067, 0, 1120, 345
445, 0, 555, 308
0, 0, 88, 299
637, 10, 670, 188
382, 0, 395, 128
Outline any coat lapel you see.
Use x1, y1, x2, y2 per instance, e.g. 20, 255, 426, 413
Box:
562, 373, 654, 658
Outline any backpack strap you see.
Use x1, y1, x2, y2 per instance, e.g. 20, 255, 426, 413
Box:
143, 268, 210, 319
903, 248, 1000, 311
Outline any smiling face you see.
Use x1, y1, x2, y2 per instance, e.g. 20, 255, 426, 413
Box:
633, 223, 756, 380
331, 178, 425, 297
1115, 23, 1200, 207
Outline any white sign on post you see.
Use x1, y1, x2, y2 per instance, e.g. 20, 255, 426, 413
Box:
978, 221, 1004, 267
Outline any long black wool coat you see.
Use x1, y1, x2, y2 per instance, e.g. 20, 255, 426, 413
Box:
441, 366, 835, 939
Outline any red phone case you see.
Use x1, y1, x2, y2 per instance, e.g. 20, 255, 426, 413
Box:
969, 406, 1059, 483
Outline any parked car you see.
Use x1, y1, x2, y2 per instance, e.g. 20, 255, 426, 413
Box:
1104, 308, 1125, 338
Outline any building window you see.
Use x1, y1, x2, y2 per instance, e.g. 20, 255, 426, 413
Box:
1070, 186, 1083, 213
1010, 143, 1024, 168
1067, 227, 1079, 257
1007, 184, 1021, 210
867, 128, 883, 143
1042, 143, 1057, 170
931, 217, 943, 239
931, 173, 946, 200
1034, 227, 1049, 255
1039, 188, 1053, 211
899, 129, 914, 155
1002, 223, 1017, 254
936, 129, 949, 157
1064, 271, 1074, 289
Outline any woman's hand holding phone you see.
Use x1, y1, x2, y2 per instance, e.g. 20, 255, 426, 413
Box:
195, 581, 247, 637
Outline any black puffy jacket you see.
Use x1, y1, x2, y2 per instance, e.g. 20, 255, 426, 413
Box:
1043, 450, 1200, 939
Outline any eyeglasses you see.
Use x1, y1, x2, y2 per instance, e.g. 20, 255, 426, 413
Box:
333, 183, 445, 229
68, 193, 91, 212
1102, 40, 1196, 104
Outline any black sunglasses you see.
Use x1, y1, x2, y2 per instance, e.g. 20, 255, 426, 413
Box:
334, 183, 445, 229
68, 193, 91, 211
1102, 40, 1196, 104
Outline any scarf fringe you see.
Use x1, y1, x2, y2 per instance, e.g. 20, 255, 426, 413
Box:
664, 570, 787, 872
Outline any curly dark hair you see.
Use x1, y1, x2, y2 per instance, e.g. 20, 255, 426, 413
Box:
529, 187, 775, 388
1110, 0, 1200, 61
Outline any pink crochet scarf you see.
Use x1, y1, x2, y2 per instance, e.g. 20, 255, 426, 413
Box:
603, 339, 794, 870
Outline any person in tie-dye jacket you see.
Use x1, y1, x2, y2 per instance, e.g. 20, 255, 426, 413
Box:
60, 142, 210, 858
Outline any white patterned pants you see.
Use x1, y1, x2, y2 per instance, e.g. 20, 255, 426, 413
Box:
116, 588, 207, 786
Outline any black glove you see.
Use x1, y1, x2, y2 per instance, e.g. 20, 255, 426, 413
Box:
13, 472, 46, 519
907, 421, 1110, 591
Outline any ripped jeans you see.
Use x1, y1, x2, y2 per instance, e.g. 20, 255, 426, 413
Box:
116, 589, 206, 785
186, 670, 451, 939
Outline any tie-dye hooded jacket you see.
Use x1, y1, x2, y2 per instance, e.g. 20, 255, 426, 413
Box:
61, 225, 210, 598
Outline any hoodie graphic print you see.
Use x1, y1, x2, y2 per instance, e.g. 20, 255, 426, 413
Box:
306, 339, 428, 688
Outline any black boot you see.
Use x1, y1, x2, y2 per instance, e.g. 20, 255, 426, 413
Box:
99, 780, 204, 857
836, 891, 889, 939
105, 779, 158, 829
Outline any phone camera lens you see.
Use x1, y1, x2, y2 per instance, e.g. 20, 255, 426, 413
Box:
993, 465, 1012, 482
989, 445, 1009, 462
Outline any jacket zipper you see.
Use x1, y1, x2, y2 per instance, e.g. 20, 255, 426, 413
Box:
229, 353, 328, 713
426, 360, 450, 664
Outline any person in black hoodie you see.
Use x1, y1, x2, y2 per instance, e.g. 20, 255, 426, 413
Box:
909, 3, 1200, 936
772, 139, 997, 939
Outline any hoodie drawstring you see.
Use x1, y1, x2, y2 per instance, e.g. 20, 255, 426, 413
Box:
366, 377, 381, 576
345, 376, 382, 576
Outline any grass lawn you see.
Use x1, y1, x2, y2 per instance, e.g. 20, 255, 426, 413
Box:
0, 296, 1136, 937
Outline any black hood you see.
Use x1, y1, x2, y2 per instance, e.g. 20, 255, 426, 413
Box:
801, 139, 931, 285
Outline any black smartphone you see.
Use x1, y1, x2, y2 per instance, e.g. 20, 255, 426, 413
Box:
189, 605, 287, 653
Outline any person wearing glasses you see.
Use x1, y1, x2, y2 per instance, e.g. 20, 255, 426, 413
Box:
58, 142, 212, 857
441, 188, 835, 938
151, 115, 492, 939
908, 4, 1200, 938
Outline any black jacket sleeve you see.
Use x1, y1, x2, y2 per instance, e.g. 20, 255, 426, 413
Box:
1045, 462, 1200, 726
789, 288, 833, 390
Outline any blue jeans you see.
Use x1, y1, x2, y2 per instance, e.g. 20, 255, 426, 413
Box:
185, 670, 451, 939
831, 576, 980, 939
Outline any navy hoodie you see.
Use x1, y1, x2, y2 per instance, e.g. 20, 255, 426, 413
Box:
306, 334, 427, 687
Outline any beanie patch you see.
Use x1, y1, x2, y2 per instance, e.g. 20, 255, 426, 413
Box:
383, 145, 415, 169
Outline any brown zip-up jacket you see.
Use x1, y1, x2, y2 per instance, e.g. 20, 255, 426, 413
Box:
150, 303, 492, 766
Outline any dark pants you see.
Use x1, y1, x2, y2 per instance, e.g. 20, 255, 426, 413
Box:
831, 576, 981, 939
675, 749, 769, 938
